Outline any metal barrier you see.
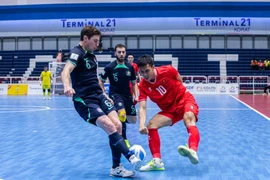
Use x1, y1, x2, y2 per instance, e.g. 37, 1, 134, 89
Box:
0, 75, 269, 94
239, 76, 269, 94
0, 76, 40, 84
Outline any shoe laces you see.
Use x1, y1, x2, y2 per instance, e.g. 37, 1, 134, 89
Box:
149, 159, 163, 167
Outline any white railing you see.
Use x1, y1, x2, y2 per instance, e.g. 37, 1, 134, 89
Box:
238, 76, 269, 94
0, 76, 40, 84
0, 75, 269, 94
182, 76, 208, 84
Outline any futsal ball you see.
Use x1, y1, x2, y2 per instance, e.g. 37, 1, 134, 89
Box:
129, 144, 146, 162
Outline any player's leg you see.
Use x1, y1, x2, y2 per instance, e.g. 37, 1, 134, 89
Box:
47, 88, 51, 99
100, 94, 142, 174
42, 88, 46, 99
264, 85, 270, 95
140, 114, 172, 171
42, 84, 46, 99
124, 95, 137, 148
263, 86, 268, 95
125, 95, 137, 124
106, 111, 138, 177
110, 93, 131, 147
73, 98, 138, 177
177, 92, 200, 165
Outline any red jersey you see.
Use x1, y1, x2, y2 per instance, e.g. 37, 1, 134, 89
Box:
132, 63, 139, 74
130, 62, 139, 95
138, 65, 186, 111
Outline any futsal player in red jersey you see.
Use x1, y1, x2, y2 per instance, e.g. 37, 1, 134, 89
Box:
127, 54, 141, 104
137, 54, 200, 171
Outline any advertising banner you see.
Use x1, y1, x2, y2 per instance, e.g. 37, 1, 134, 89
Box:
184, 83, 239, 95
7, 84, 28, 95
0, 17, 267, 36
0, 84, 8, 95
28, 84, 43, 95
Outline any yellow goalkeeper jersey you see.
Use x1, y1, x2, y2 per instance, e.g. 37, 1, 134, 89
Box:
40, 71, 52, 85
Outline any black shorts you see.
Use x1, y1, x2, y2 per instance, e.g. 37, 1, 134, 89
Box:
109, 93, 137, 116
74, 93, 116, 125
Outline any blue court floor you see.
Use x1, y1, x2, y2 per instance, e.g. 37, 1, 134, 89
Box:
0, 95, 269, 180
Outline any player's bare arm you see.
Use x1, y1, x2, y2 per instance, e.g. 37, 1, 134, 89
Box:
61, 62, 76, 97
139, 100, 148, 134
98, 78, 106, 93
132, 81, 139, 101
98, 78, 114, 104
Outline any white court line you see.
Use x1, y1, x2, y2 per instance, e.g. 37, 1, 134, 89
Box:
0, 105, 50, 108
48, 108, 74, 111
230, 95, 270, 121
0, 105, 50, 113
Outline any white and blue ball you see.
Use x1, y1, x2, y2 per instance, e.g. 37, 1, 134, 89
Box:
129, 144, 146, 162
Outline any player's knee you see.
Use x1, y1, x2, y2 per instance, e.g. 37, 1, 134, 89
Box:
118, 109, 126, 122
183, 111, 196, 127
115, 120, 122, 133
147, 120, 157, 129
97, 115, 117, 133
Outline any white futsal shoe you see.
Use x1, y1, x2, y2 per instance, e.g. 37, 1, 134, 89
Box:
129, 154, 142, 171
140, 158, 165, 171
178, 145, 199, 165
110, 164, 135, 178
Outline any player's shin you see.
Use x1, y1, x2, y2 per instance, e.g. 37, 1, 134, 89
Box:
109, 132, 142, 171
109, 141, 121, 168
109, 132, 132, 159
148, 128, 161, 158
187, 126, 200, 152
122, 122, 130, 148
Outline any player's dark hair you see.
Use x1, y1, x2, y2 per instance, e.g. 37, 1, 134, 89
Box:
80, 26, 101, 41
128, 53, 134, 57
137, 54, 154, 67
115, 44, 126, 51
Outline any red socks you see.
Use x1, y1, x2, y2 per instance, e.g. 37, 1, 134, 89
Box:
148, 126, 200, 158
187, 126, 200, 152
148, 128, 161, 158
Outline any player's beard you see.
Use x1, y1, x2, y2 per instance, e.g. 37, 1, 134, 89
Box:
117, 56, 125, 63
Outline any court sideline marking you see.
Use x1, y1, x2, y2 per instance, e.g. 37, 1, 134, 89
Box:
230, 95, 270, 121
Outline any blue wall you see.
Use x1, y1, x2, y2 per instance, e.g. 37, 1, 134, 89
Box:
2, 2, 270, 20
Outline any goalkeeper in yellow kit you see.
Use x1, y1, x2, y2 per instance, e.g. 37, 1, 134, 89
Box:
40, 66, 52, 99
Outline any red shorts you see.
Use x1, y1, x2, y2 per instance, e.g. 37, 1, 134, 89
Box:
158, 92, 199, 125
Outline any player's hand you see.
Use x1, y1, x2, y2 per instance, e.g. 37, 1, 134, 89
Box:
103, 93, 114, 105
133, 96, 138, 105
64, 86, 75, 97
139, 125, 148, 134
134, 96, 138, 102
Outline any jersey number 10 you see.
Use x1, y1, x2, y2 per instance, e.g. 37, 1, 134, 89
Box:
156, 85, 167, 96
